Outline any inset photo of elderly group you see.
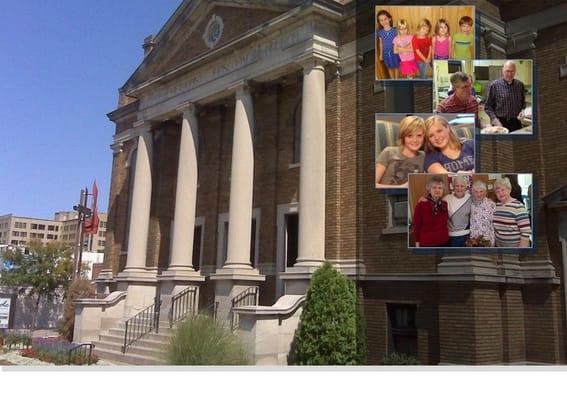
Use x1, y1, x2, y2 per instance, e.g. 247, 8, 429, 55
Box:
375, 113, 475, 189
408, 173, 533, 249
433, 59, 534, 134
375, 5, 475, 81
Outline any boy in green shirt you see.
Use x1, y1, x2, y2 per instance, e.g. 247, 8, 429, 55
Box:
452, 16, 474, 59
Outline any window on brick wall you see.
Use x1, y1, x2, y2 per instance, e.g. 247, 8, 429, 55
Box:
292, 100, 301, 165
285, 213, 299, 268
193, 225, 202, 268
387, 303, 418, 357
123, 148, 137, 252
382, 194, 409, 235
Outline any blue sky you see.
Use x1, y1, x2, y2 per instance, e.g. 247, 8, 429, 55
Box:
0, 1, 181, 219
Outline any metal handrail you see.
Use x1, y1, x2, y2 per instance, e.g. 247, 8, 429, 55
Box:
68, 343, 95, 365
122, 299, 161, 353
230, 286, 258, 331
169, 286, 198, 328
200, 301, 219, 320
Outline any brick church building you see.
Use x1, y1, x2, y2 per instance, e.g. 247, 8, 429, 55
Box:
77, 0, 567, 365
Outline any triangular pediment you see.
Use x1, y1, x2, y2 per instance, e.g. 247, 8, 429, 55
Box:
124, 0, 299, 90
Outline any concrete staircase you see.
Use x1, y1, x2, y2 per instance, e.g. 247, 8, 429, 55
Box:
92, 321, 175, 366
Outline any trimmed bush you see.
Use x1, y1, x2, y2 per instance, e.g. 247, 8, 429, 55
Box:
167, 315, 250, 365
289, 262, 365, 365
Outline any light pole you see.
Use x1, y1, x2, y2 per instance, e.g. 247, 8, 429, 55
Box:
72, 188, 91, 281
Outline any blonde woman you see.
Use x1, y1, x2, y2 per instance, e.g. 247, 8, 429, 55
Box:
424, 115, 474, 173
375, 115, 425, 188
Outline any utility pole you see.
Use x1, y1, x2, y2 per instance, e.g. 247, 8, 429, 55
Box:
72, 187, 91, 280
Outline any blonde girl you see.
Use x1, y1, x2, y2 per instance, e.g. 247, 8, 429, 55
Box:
375, 115, 426, 188
423, 115, 475, 173
393, 19, 419, 78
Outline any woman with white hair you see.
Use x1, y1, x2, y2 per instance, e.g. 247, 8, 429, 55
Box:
493, 177, 531, 247
470, 180, 496, 246
444, 175, 472, 247
412, 175, 449, 247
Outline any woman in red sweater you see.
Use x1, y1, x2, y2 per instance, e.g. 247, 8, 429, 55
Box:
412, 175, 449, 247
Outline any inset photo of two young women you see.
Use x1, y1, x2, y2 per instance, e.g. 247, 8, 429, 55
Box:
375, 113, 475, 189
408, 173, 533, 249
375, 5, 475, 81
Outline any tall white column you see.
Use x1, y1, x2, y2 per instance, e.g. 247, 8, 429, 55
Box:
123, 123, 154, 275
223, 82, 255, 270
211, 82, 264, 324
168, 103, 199, 272
294, 59, 327, 269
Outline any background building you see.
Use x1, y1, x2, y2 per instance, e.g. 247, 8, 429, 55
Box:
0, 212, 107, 253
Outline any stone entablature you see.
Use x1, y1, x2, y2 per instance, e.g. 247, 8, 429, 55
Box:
133, 18, 340, 120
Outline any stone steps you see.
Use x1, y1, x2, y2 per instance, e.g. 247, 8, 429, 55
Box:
93, 322, 176, 365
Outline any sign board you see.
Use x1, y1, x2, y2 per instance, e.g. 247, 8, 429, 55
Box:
0, 294, 15, 329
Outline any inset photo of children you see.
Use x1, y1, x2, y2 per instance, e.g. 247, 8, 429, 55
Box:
375, 113, 475, 190
433, 59, 534, 134
375, 5, 475, 81
408, 173, 533, 249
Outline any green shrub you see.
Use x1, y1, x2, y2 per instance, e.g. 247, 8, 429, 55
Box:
381, 352, 420, 365
288, 262, 365, 365
167, 315, 250, 365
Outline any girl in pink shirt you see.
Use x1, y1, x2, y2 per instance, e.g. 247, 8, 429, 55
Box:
393, 19, 419, 78
432, 19, 452, 60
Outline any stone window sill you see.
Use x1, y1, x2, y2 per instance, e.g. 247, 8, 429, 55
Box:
381, 226, 407, 235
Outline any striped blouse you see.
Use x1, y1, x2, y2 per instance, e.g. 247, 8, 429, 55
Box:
493, 199, 531, 247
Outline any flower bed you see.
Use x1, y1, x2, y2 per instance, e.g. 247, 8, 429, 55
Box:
19, 337, 99, 365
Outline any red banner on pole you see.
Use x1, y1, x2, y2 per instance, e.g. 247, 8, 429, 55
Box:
83, 180, 100, 235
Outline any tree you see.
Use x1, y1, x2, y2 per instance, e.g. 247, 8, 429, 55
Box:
289, 262, 366, 365
0, 241, 73, 329
60, 278, 95, 341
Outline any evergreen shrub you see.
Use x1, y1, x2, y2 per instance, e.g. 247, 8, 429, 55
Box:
289, 262, 365, 365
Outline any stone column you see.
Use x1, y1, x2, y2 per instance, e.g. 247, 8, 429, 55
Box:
115, 122, 158, 315
224, 82, 255, 270
211, 82, 264, 323
160, 103, 204, 310
123, 123, 154, 276
294, 59, 327, 270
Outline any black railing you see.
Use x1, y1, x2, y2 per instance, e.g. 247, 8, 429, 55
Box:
122, 299, 161, 353
200, 301, 219, 320
169, 286, 198, 328
230, 286, 258, 331
68, 343, 95, 365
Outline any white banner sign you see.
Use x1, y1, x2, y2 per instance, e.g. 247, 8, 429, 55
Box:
0, 296, 12, 329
